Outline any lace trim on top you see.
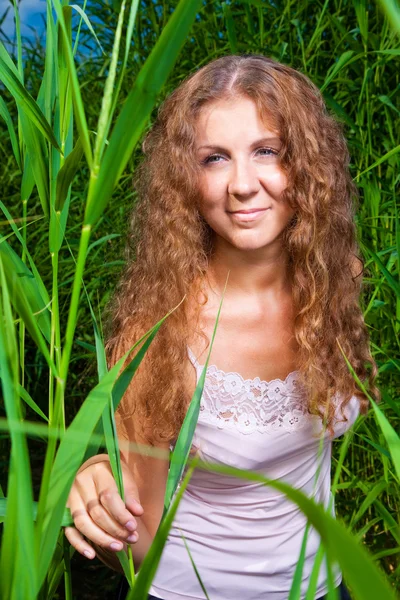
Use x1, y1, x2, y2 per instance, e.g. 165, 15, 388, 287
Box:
187, 347, 309, 435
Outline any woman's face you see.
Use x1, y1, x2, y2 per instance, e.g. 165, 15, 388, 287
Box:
195, 95, 295, 255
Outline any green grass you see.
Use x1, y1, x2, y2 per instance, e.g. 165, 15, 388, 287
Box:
0, 0, 399, 598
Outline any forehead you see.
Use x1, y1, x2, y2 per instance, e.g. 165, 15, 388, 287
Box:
194, 96, 280, 144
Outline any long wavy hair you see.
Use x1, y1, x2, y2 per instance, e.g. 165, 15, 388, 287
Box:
105, 54, 379, 444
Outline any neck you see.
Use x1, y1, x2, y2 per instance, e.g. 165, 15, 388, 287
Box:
207, 238, 292, 300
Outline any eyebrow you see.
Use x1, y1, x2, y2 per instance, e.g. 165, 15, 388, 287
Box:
196, 137, 282, 151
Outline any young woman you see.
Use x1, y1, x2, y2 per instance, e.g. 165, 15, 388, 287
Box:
65, 55, 379, 599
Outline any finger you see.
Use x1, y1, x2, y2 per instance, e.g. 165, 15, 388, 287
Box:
94, 469, 143, 531
120, 463, 145, 517
69, 492, 127, 551
124, 496, 144, 525
71, 507, 126, 552
124, 494, 144, 517
87, 495, 139, 543
77, 478, 138, 542
97, 487, 142, 534
64, 526, 96, 560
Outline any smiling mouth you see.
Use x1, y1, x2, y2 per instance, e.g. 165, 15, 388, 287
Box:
229, 208, 271, 214
228, 208, 270, 222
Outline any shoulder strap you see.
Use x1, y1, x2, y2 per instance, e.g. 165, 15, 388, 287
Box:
187, 346, 200, 368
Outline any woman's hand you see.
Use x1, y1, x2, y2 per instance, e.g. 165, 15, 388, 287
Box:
65, 457, 144, 560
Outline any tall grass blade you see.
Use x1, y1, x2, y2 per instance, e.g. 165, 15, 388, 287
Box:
0, 241, 55, 373
320, 51, 355, 92
0, 201, 47, 302
107, 0, 140, 129
305, 546, 325, 600
70, 4, 105, 54
355, 144, 400, 179
21, 154, 35, 204
63, 532, 72, 600
194, 460, 397, 600
288, 523, 312, 600
87, 296, 133, 582
37, 295, 183, 590
180, 532, 210, 600
111, 296, 187, 413
0, 95, 21, 168
83, 296, 185, 461
363, 246, 400, 299
55, 138, 83, 211
0, 44, 60, 150
93, 0, 126, 165
37, 355, 131, 590
85, 0, 202, 225
127, 459, 199, 600
163, 273, 228, 513
19, 111, 50, 218
19, 386, 49, 422
350, 479, 388, 528
338, 341, 400, 482
0, 257, 36, 599
377, 0, 400, 33
50, 0, 93, 167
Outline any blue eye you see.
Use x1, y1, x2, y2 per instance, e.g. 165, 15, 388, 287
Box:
202, 154, 224, 164
201, 147, 278, 165
257, 147, 278, 156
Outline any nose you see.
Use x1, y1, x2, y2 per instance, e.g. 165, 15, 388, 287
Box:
227, 159, 261, 197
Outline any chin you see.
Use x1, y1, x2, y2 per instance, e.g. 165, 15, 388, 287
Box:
229, 234, 281, 251
230, 240, 276, 252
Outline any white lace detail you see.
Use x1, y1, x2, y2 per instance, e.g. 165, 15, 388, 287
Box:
187, 347, 309, 435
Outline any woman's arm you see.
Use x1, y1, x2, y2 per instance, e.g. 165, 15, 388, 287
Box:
65, 415, 170, 572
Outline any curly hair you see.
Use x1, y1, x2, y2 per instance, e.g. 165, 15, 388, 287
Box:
105, 54, 379, 444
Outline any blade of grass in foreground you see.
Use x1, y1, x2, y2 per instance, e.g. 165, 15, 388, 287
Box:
376, 0, 400, 34
50, 0, 93, 167
180, 532, 210, 600
0, 258, 36, 600
0, 239, 56, 378
0, 201, 47, 302
288, 523, 312, 600
163, 272, 229, 514
192, 460, 396, 600
19, 386, 49, 422
55, 138, 84, 212
36, 355, 131, 591
92, 0, 127, 166
305, 545, 326, 600
108, 296, 188, 584
0, 42, 61, 150
87, 295, 134, 585
0, 496, 73, 527
37, 298, 185, 591
85, 0, 202, 225
127, 459, 199, 600
0, 238, 51, 341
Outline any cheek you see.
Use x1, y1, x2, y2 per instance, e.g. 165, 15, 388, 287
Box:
260, 167, 287, 196
197, 172, 226, 206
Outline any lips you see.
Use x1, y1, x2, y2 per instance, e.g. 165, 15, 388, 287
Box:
228, 207, 270, 222
229, 208, 270, 214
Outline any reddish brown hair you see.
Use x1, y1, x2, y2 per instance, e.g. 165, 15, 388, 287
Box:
105, 54, 379, 443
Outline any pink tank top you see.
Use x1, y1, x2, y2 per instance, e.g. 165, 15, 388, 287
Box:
149, 347, 360, 600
